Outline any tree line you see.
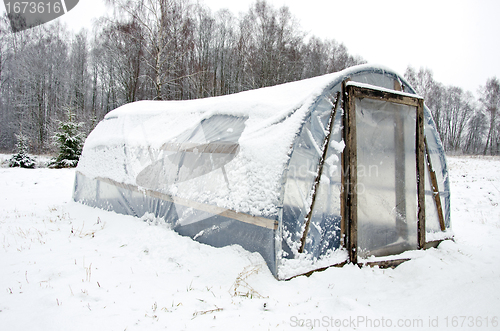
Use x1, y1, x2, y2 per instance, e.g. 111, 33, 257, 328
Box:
0, 0, 498, 156
404, 67, 499, 155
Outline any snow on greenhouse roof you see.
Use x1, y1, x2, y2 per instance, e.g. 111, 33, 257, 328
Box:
76, 64, 400, 218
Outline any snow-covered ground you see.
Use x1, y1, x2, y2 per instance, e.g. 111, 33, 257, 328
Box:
1, 155, 499, 330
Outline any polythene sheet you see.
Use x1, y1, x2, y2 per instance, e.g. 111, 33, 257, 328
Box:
351, 73, 396, 91
135, 115, 246, 192
281, 94, 331, 258
355, 97, 418, 258
300, 87, 344, 258
74, 66, 452, 279
423, 111, 451, 229
74, 113, 279, 275
424, 162, 443, 234
74, 171, 278, 272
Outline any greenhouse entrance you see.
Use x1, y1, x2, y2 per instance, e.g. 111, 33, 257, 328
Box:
343, 81, 426, 264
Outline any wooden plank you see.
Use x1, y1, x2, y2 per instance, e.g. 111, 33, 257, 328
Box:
285, 260, 348, 280
340, 81, 351, 249
394, 79, 402, 92
424, 239, 446, 250
344, 82, 358, 264
162, 141, 240, 154
342, 80, 350, 259
347, 81, 423, 107
353, 87, 422, 107
340, 145, 346, 247
424, 137, 446, 231
286, 257, 411, 280
93, 175, 278, 230
416, 99, 426, 249
360, 258, 410, 269
299, 91, 341, 253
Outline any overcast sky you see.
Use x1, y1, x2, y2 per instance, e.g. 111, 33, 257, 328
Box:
200, 0, 500, 95
2, 0, 499, 95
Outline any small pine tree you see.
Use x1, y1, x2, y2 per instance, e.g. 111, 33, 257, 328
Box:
9, 133, 36, 168
49, 108, 84, 168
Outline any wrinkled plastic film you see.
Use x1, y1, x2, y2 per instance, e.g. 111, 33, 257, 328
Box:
395, 77, 450, 231
355, 98, 418, 258
281, 94, 333, 258
137, 115, 246, 192
351, 73, 396, 91
74, 114, 279, 275
424, 111, 451, 229
301, 90, 343, 258
424, 162, 443, 234
74, 66, 452, 279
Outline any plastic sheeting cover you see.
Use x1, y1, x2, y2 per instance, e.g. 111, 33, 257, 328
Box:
355, 98, 418, 258
74, 64, 452, 279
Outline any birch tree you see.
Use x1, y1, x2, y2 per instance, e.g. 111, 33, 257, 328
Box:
105, 0, 196, 100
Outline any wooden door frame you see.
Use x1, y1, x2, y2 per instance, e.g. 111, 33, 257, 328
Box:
342, 81, 425, 264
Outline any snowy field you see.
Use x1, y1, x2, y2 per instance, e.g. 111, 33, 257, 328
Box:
1, 155, 499, 331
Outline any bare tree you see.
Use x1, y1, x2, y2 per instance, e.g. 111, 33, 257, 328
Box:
441, 87, 473, 152
0, 15, 15, 151
69, 30, 90, 123
480, 77, 500, 155
98, 20, 145, 103
405, 66, 445, 138
213, 9, 237, 96
5, 22, 71, 153
302, 37, 328, 78
105, 0, 197, 100
464, 111, 487, 154
326, 39, 365, 73
190, 4, 215, 98
0, 0, 444, 154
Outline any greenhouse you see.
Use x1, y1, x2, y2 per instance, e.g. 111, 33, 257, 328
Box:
73, 64, 452, 279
